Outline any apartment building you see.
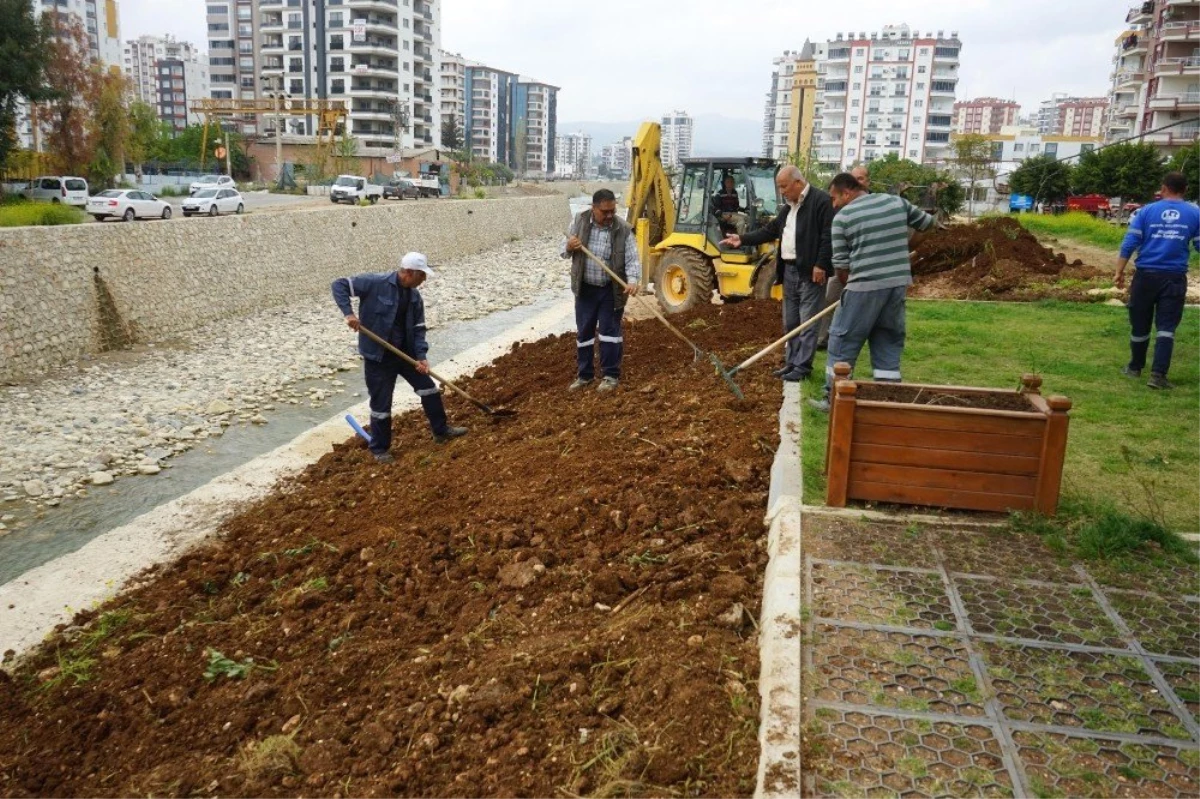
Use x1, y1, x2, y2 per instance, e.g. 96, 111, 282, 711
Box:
661, 110, 693, 169
762, 51, 798, 159
459, 63, 558, 176
815, 24, 962, 169
205, 0, 441, 153
438, 50, 479, 147
555, 131, 591, 178
600, 136, 633, 177
124, 36, 210, 131
952, 97, 1020, 134
1057, 97, 1109, 138
1105, 0, 1199, 153
1034, 93, 1069, 134
785, 41, 824, 163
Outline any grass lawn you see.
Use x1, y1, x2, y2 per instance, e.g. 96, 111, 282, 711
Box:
1015, 211, 1200, 268
0, 197, 86, 227
800, 299, 1200, 531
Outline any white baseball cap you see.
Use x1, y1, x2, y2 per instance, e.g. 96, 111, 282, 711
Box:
400, 251, 436, 277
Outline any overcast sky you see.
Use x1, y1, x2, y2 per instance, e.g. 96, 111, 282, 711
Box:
121, 0, 1127, 121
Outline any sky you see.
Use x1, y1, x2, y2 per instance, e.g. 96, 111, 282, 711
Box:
120, 0, 1127, 122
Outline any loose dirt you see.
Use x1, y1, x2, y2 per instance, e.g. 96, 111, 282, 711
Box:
0, 300, 785, 798
909, 217, 1107, 302
856, 383, 1038, 413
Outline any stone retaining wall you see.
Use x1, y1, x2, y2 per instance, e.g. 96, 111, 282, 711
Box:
0, 196, 567, 383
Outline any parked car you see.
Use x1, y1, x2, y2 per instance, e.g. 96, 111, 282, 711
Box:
20, 176, 89, 206
188, 174, 237, 195
182, 188, 245, 217
383, 178, 421, 200
87, 189, 172, 222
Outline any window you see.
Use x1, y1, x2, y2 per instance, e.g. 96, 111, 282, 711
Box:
208, 23, 229, 32
1030, 144, 1041, 153
851, 99, 860, 107
917, 65, 926, 74
289, 79, 303, 93
206, 4, 227, 14
916, 82, 925, 90
848, 132, 857, 140
331, 78, 344, 94
237, 23, 252, 36
919, 48, 929, 56
852, 82, 860, 90
855, 48, 865, 55
239, 56, 254, 68
330, 56, 344, 72
850, 115, 858, 123
912, 116, 922, 124
210, 39, 234, 49
847, 149, 857, 157
287, 13, 301, 29
328, 12, 342, 28
909, 149, 918, 157
914, 100, 923, 108
854, 65, 863, 73
237, 7, 251, 20
1045, 142, 1058, 158
329, 34, 343, 50
899, 49, 910, 59
910, 133, 919, 141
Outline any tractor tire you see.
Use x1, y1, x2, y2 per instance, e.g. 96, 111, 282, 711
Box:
654, 248, 714, 314
752, 262, 778, 299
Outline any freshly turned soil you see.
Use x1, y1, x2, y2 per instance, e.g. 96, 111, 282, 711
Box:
857, 383, 1039, 413
909, 217, 1106, 302
0, 300, 786, 799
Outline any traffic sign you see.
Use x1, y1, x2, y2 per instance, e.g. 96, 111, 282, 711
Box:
214, 146, 227, 159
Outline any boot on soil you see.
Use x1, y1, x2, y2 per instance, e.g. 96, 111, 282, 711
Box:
568, 377, 593, 391
1121, 365, 1142, 379
597, 376, 620, 393
372, 452, 395, 464
433, 426, 468, 443
1147, 373, 1174, 390
771, 365, 791, 377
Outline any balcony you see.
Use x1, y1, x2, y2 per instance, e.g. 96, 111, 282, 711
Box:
347, 0, 399, 10
350, 61, 398, 76
1159, 20, 1200, 41
1126, 1, 1154, 24
1114, 102, 1140, 116
350, 38, 398, 56
1149, 91, 1200, 110
259, 15, 284, 31
1113, 68, 1146, 88
1154, 55, 1200, 74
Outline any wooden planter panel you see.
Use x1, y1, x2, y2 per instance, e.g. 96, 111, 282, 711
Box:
825, 370, 1071, 515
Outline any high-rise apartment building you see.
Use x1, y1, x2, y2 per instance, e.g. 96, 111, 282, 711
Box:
205, 0, 441, 153
555, 131, 591, 178
661, 110, 693, 168
1035, 93, 1069, 134
952, 97, 1020, 135
815, 24, 961, 168
438, 50, 478, 148
1057, 97, 1109, 138
763, 51, 798, 159
460, 64, 558, 176
124, 36, 210, 132
600, 136, 633, 177
1105, 0, 1199, 153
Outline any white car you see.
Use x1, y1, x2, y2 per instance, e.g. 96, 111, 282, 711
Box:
21, 176, 89, 206
181, 188, 244, 217
188, 174, 237, 195
87, 189, 173, 222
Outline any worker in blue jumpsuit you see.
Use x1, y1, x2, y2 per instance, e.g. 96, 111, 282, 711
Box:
332, 252, 467, 463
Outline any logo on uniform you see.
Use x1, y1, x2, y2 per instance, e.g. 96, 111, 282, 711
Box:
1162, 209, 1181, 222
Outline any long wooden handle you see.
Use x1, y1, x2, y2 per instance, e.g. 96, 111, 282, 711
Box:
732, 300, 840, 374
577, 245, 706, 355
356, 324, 492, 411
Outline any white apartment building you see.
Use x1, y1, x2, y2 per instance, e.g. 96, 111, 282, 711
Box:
1035, 93, 1069, 134
124, 35, 209, 131
206, 0, 441, 153
601, 136, 633, 176
763, 51, 797, 159
816, 24, 961, 169
438, 50, 480, 147
661, 110, 693, 169
1106, 0, 1199, 154
555, 131, 591, 178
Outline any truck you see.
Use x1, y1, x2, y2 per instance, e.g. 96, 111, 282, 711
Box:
396, 163, 445, 198
330, 174, 382, 205
1065, 194, 1114, 218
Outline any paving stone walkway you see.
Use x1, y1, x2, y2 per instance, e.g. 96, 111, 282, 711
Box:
801, 516, 1200, 798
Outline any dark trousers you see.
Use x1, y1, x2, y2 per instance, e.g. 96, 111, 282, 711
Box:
782, 266, 824, 374
575, 282, 624, 380
1127, 269, 1187, 377
364, 354, 448, 454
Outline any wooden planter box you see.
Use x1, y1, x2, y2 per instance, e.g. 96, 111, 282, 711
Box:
824, 363, 1072, 515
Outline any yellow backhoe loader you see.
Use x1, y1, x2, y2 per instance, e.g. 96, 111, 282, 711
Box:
624, 121, 783, 313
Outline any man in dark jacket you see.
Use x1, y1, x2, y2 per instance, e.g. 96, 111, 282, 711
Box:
711, 174, 746, 236
331, 252, 467, 463
721, 165, 834, 381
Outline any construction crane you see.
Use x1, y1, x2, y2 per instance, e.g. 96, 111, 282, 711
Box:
188, 98, 348, 175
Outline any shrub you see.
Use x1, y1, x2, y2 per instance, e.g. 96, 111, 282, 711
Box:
473, 187, 487, 200
0, 200, 86, 227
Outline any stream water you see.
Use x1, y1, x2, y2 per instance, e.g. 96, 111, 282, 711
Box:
0, 290, 571, 586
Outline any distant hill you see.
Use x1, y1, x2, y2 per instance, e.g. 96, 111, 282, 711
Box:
558, 114, 763, 158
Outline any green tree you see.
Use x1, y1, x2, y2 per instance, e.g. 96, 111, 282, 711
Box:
1166, 140, 1199, 202
334, 133, 358, 175
0, 0, 52, 177
863, 154, 963, 218
1072, 142, 1165, 202
512, 118, 528, 177
125, 100, 160, 178
86, 70, 130, 188
440, 114, 463, 151
1008, 154, 1073, 205
950, 133, 996, 218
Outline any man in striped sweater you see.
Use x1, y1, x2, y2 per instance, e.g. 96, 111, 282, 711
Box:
809, 173, 935, 412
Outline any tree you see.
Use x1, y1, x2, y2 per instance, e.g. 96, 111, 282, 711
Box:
512, 118, 528, 178
786, 148, 835, 191
1166, 140, 1199, 202
87, 70, 131, 188
0, 0, 52, 177
1008, 154, 1073, 206
1072, 142, 1165, 202
950, 133, 996, 219
440, 114, 463, 151
125, 100, 160, 179
864, 154, 963, 218
334, 133, 358, 175
42, 14, 102, 176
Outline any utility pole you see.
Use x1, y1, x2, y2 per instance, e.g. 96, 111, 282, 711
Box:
262, 73, 284, 187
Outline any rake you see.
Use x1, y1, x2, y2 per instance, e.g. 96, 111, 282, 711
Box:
715, 301, 841, 400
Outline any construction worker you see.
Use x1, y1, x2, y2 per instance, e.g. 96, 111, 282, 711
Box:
818, 164, 869, 350
810, 172, 935, 412
712, 174, 746, 236
563, 188, 641, 392
1115, 171, 1200, 390
721, 164, 834, 382
332, 252, 468, 463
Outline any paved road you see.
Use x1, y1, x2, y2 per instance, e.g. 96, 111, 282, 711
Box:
86, 191, 332, 223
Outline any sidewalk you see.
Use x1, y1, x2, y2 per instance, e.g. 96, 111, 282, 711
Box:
801, 513, 1199, 798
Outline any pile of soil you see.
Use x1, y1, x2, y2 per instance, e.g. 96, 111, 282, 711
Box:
857, 383, 1038, 413
0, 301, 784, 798
909, 217, 1107, 302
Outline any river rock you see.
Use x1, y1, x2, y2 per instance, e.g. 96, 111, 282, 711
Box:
206, 399, 233, 414
89, 471, 115, 486
23, 480, 47, 497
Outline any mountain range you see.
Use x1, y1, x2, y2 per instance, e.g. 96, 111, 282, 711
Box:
557, 114, 764, 158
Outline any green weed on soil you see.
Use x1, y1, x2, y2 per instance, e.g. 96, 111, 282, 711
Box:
1017, 212, 1200, 267
0, 199, 86, 227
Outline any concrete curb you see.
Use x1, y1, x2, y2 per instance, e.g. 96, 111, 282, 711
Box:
0, 299, 577, 663
755, 382, 803, 799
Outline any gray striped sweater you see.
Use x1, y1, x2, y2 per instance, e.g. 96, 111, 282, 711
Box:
831, 193, 935, 292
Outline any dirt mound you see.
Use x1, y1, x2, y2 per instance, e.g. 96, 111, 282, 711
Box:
909, 217, 1107, 301
0, 300, 785, 798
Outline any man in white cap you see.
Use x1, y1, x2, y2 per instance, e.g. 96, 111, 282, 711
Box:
332, 252, 467, 463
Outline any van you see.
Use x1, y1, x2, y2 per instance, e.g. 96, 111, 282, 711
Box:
21, 176, 90, 207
